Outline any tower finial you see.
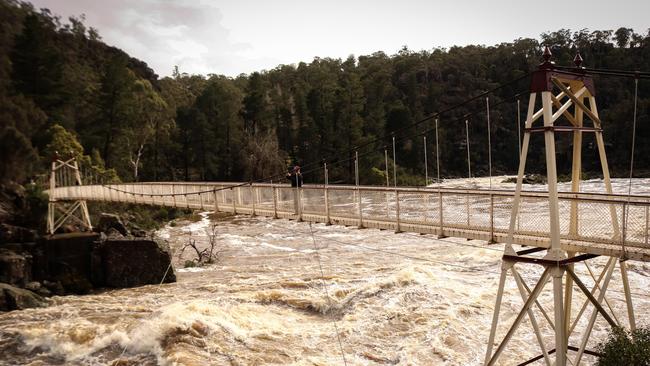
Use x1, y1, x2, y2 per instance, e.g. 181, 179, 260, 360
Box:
543, 46, 552, 62
539, 46, 554, 70
573, 52, 584, 68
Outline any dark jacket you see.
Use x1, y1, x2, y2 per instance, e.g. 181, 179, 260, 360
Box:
287, 172, 303, 187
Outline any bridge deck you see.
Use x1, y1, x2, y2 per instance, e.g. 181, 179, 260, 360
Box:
48, 182, 650, 262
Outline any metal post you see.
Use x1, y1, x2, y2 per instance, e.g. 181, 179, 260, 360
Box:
324, 163, 330, 225
541, 89, 566, 366
385, 149, 390, 218
486, 97, 492, 190
570, 93, 584, 239
251, 184, 256, 216
517, 99, 522, 161
622, 202, 628, 256
273, 185, 278, 218
355, 150, 359, 187
298, 187, 303, 222
232, 188, 237, 214
47, 159, 56, 234
358, 188, 364, 229
553, 268, 566, 366
435, 119, 440, 184
393, 136, 400, 233
489, 194, 495, 243
237, 186, 242, 211
424, 136, 428, 186
384, 149, 390, 187
438, 190, 445, 238
395, 190, 401, 233
392, 137, 398, 188
355, 151, 362, 227
485, 264, 510, 365
424, 135, 429, 223
465, 119, 471, 179
620, 260, 637, 331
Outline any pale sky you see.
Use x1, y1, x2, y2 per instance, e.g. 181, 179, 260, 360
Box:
30, 0, 649, 77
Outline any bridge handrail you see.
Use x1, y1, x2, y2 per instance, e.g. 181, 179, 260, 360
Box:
47, 182, 650, 205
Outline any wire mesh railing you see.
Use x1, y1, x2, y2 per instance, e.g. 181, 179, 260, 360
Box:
47, 182, 650, 259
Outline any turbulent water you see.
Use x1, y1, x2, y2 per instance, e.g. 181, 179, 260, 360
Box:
1, 177, 650, 365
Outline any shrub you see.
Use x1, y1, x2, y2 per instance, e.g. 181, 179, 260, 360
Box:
597, 327, 650, 366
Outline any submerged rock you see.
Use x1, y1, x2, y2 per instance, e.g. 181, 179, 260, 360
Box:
0, 282, 47, 311
94, 239, 176, 288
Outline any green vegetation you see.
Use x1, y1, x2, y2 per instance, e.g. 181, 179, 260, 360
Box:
1, 0, 649, 194
597, 327, 650, 366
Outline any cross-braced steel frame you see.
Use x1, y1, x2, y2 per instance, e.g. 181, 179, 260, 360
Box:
46, 154, 92, 235
484, 49, 637, 366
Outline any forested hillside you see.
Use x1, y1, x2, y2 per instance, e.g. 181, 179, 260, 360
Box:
1, 0, 649, 187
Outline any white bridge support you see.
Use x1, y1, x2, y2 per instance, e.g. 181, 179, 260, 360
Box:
484, 49, 637, 365
47, 153, 92, 235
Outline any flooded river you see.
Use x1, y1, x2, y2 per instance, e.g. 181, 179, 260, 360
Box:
1, 178, 650, 365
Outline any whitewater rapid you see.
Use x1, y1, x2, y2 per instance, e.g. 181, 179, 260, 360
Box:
1, 177, 649, 365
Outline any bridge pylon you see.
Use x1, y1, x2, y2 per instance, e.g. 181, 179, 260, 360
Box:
46, 152, 93, 235
484, 48, 636, 365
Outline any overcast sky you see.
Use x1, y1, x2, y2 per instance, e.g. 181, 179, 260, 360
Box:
30, 0, 649, 77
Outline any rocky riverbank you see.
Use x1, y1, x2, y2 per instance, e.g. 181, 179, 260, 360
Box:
0, 184, 176, 312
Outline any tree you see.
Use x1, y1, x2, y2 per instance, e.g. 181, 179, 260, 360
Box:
95, 55, 136, 170
242, 130, 287, 180
0, 126, 38, 183
597, 327, 650, 366
242, 72, 271, 135
123, 79, 169, 181
43, 124, 84, 162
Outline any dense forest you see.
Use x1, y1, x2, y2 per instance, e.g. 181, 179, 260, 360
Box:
1, 0, 649, 188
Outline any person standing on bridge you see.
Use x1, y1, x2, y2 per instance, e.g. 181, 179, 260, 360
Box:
286, 165, 303, 215
286, 165, 303, 188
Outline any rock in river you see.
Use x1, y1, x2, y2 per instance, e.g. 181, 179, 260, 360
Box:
0, 283, 47, 311
94, 239, 176, 288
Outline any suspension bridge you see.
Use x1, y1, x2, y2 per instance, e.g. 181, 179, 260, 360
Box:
45, 49, 650, 365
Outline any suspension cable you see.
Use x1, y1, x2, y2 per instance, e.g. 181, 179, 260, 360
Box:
309, 222, 348, 366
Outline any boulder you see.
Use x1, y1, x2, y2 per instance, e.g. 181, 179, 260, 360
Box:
24, 281, 41, 291
97, 213, 129, 237
0, 283, 47, 311
94, 239, 176, 288
0, 248, 32, 286
56, 269, 93, 294
105, 227, 125, 239
0, 223, 36, 244
39, 232, 98, 294
42, 280, 65, 296
127, 222, 147, 238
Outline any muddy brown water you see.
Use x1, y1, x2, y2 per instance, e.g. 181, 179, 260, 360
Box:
2, 177, 650, 365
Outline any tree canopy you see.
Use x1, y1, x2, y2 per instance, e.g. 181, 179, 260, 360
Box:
1, 0, 649, 186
